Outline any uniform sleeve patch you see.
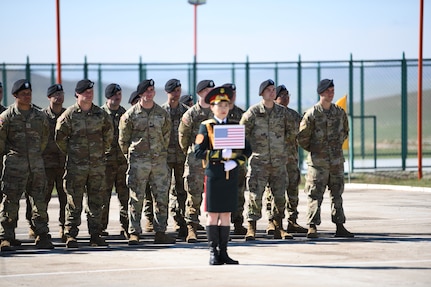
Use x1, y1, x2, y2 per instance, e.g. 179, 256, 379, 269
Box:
195, 134, 204, 144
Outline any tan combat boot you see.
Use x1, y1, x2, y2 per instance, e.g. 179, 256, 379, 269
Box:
186, 223, 198, 243
266, 220, 276, 235
307, 224, 318, 238
273, 218, 293, 239
0, 240, 15, 252
287, 219, 308, 233
145, 219, 154, 232
245, 221, 257, 241
128, 234, 140, 245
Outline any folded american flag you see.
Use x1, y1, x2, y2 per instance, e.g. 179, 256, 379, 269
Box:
213, 125, 245, 149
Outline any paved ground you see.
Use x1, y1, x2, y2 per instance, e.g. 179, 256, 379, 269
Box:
1, 183, 430, 287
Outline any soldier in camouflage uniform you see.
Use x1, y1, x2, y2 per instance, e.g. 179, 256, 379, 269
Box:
0, 79, 54, 251
221, 83, 248, 235
119, 79, 175, 245
178, 79, 215, 243
100, 83, 129, 239
240, 79, 295, 241
0, 82, 6, 201
161, 79, 189, 238
55, 79, 113, 248
265, 85, 308, 234
298, 79, 354, 239
42, 84, 67, 242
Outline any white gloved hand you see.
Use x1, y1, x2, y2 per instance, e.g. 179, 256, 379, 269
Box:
222, 148, 232, 159
224, 160, 237, 172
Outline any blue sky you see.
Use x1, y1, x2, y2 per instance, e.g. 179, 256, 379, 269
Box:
1, 0, 430, 64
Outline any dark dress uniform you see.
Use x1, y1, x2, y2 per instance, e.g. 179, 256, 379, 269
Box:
194, 119, 252, 213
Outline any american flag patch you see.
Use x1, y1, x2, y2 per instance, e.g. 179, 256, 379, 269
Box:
213, 125, 245, 149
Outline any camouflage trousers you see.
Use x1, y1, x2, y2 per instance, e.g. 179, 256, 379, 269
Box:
168, 161, 186, 225
246, 162, 287, 222
304, 164, 346, 226
127, 157, 170, 234
63, 165, 105, 238
266, 165, 301, 221
0, 165, 49, 240
183, 154, 205, 224
231, 164, 246, 224
101, 161, 129, 232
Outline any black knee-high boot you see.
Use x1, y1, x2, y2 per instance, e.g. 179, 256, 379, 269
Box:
206, 226, 222, 265
219, 226, 239, 265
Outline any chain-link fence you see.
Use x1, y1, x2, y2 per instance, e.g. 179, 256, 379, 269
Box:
1, 56, 430, 171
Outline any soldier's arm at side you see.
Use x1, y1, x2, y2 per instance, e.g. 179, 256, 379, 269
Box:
103, 111, 114, 154
54, 113, 70, 154
178, 113, 192, 154
297, 112, 313, 152
0, 114, 9, 155
118, 114, 131, 155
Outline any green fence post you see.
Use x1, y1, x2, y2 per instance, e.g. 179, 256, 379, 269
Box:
360, 60, 365, 158
2, 63, 7, 106
25, 56, 31, 82
83, 56, 88, 79
297, 54, 304, 170
98, 63, 102, 106
231, 63, 235, 84
139, 56, 143, 82
317, 62, 321, 102
274, 62, 278, 84
245, 56, 250, 109
401, 52, 408, 170
348, 53, 354, 172
51, 63, 55, 85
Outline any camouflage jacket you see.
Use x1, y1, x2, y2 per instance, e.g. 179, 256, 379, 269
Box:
160, 102, 189, 164
55, 103, 113, 168
101, 104, 127, 165
298, 102, 348, 167
240, 102, 295, 167
0, 103, 49, 170
286, 107, 302, 166
178, 103, 212, 155
42, 106, 66, 169
118, 102, 171, 160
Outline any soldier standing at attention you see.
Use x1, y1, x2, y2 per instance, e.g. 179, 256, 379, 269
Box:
100, 83, 129, 239
240, 79, 295, 241
265, 85, 308, 234
55, 79, 113, 248
221, 83, 248, 235
178, 79, 215, 243
298, 79, 354, 239
194, 86, 252, 265
42, 84, 67, 242
161, 79, 189, 238
0, 79, 54, 251
119, 79, 175, 245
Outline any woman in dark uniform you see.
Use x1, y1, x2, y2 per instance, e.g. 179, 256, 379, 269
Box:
194, 86, 252, 265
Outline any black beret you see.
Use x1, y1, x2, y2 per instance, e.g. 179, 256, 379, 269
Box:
204, 86, 233, 104
179, 94, 193, 104
317, 79, 334, 94
222, 83, 236, 91
128, 91, 139, 104
259, 79, 275, 95
137, 79, 155, 95
47, 83, 63, 97
165, 79, 181, 93
75, 79, 94, 94
12, 79, 32, 95
276, 85, 288, 98
105, 83, 122, 99
196, 80, 215, 93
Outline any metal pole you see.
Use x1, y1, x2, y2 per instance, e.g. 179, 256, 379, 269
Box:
192, 4, 197, 98
417, 0, 423, 179
56, 0, 62, 83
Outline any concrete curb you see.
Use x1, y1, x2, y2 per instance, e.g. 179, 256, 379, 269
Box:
346, 182, 431, 192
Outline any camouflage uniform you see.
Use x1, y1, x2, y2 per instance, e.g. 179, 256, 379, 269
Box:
101, 104, 129, 234
227, 105, 247, 226
0, 103, 50, 240
178, 103, 212, 225
161, 102, 189, 230
42, 106, 67, 230
118, 103, 171, 234
55, 103, 113, 238
298, 102, 348, 226
240, 102, 295, 222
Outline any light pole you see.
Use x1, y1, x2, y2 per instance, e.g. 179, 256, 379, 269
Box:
188, 0, 206, 98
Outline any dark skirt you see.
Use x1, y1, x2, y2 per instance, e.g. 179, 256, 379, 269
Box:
204, 167, 239, 213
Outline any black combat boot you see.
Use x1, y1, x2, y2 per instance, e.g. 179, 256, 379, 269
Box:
206, 226, 222, 265
335, 223, 354, 238
219, 226, 239, 265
